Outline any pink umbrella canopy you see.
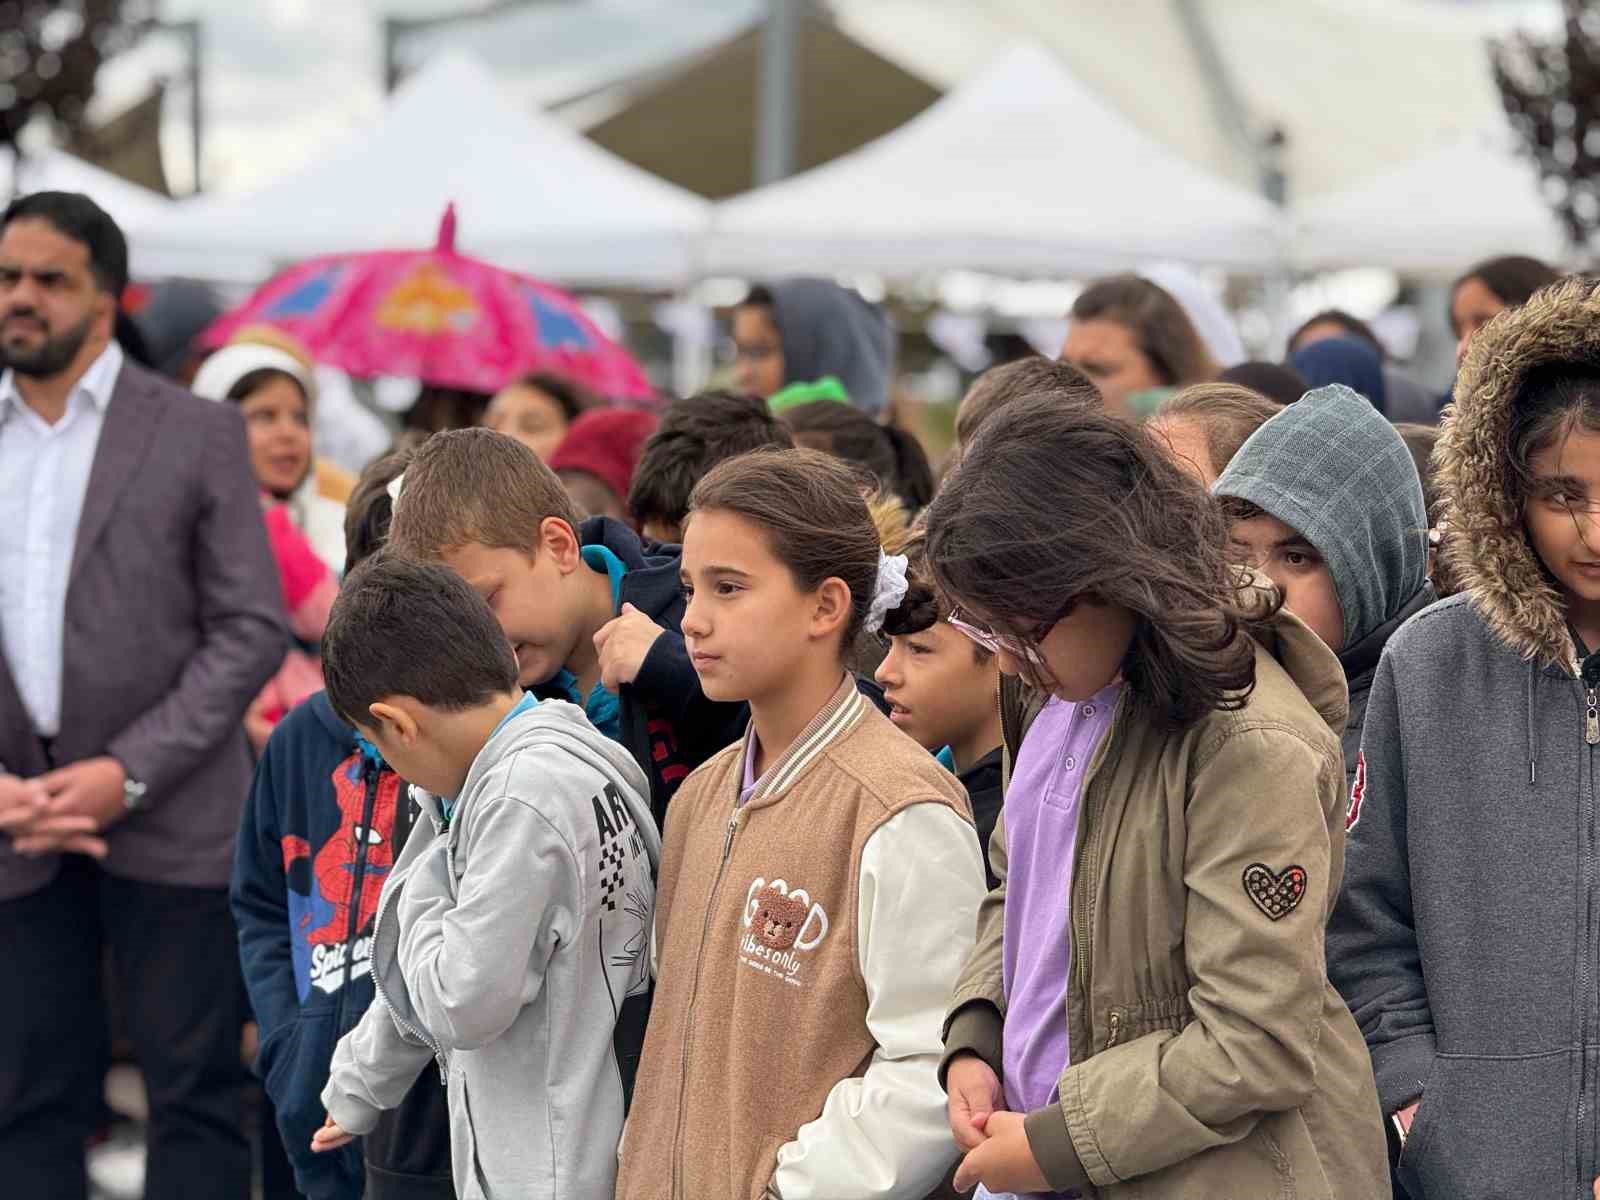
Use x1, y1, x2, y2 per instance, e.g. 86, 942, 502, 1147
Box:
201, 205, 657, 400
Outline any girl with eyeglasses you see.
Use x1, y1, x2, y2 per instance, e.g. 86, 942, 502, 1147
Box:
923, 392, 1388, 1199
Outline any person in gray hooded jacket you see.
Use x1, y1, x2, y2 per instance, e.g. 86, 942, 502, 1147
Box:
732, 278, 895, 415
310, 556, 659, 1200
1214, 383, 1435, 793
1328, 273, 1600, 1200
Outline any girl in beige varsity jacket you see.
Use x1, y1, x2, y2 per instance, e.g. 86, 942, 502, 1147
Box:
616, 449, 986, 1200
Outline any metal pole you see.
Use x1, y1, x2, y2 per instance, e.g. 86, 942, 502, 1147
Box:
186, 21, 202, 193
1171, 0, 1277, 204
384, 17, 404, 94
144, 20, 204, 194
756, 0, 799, 186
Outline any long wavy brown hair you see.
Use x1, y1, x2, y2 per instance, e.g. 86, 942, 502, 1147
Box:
923, 392, 1273, 731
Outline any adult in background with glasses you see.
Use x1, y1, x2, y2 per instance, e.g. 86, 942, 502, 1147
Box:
730, 278, 895, 416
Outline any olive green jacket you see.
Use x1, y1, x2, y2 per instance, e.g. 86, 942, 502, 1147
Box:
943, 609, 1389, 1198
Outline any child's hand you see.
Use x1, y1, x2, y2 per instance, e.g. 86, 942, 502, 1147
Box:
946, 1052, 1006, 1151
952, 1111, 1050, 1194
310, 1114, 355, 1153
595, 603, 666, 690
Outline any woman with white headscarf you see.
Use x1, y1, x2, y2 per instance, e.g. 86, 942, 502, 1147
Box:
192, 342, 347, 574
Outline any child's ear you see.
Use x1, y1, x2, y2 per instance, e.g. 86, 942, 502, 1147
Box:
367, 700, 419, 744
540, 516, 583, 576
811, 576, 853, 642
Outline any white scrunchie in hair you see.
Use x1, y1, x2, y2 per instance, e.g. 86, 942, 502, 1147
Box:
386, 472, 405, 507
864, 551, 910, 635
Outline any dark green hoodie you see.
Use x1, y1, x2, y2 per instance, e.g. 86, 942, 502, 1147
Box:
1214, 383, 1434, 789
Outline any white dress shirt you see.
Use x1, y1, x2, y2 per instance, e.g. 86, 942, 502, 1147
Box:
0, 341, 125, 737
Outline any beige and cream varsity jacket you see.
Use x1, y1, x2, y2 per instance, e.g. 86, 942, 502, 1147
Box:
617, 676, 985, 1200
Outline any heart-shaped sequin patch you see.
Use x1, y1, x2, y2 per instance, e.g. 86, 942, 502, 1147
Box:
1242, 863, 1307, 921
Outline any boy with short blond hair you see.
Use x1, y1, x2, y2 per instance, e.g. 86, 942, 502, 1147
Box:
388, 428, 747, 827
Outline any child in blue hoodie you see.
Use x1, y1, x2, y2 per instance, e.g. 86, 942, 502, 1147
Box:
232, 451, 451, 1200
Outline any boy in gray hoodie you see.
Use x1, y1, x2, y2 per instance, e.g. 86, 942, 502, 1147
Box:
309, 556, 658, 1200
1214, 383, 1435, 793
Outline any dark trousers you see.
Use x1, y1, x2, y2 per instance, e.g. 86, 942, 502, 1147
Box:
0, 855, 252, 1200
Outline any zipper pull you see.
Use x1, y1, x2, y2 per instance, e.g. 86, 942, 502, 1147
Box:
1587, 689, 1599, 745
721, 812, 738, 862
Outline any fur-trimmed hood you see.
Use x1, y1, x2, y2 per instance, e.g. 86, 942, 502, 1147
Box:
1436, 273, 1588, 669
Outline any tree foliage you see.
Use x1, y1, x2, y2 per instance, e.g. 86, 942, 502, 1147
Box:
1494, 0, 1600, 256
0, 1, 154, 151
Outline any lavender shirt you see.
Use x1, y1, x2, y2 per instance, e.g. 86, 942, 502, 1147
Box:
739, 733, 761, 806
985, 684, 1119, 1200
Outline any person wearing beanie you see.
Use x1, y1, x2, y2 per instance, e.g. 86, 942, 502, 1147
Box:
226, 323, 387, 494
1214, 383, 1434, 799
732, 278, 896, 415
1289, 336, 1389, 417
1288, 310, 1440, 425
192, 342, 348, 574
547, 408, 659, 526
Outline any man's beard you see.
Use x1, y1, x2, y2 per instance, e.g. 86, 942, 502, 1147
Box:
2, 310, 95, 379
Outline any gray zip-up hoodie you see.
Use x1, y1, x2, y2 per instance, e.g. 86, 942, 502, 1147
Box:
1328, 275, 1600, 1200
321, 699, 659, 1200
1214, 383, 1434, 791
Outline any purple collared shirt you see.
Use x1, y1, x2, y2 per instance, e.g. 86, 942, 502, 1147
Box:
988, 683, 1119, 1200
738, 733, 762, 807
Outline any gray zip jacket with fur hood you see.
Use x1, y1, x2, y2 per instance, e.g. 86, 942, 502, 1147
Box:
321, 699, 659, 1200
1328, 276, 1600, 1200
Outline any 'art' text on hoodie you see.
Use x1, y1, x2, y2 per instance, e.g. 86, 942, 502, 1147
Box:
322, 698, 659, 1200
1329, 276, 1600, 1200
1214, 382, 1435, 790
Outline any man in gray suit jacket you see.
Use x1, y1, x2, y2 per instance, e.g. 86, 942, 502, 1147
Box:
0, 192, 285, 1199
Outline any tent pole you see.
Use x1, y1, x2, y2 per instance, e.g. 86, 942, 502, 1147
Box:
756, 0, 800, 185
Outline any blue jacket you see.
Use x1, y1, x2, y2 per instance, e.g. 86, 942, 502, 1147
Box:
232, 692, 407, 1200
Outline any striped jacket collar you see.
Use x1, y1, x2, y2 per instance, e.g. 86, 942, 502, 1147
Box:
742, 675, 867, 806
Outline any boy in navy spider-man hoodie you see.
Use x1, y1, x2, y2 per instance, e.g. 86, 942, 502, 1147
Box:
232, 451, 451, 1199
234, 698, 406, 1199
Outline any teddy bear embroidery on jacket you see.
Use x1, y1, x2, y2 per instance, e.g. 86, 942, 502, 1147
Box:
738, 877, 832, 985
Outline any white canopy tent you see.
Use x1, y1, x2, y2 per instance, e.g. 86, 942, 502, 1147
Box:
4, 147, 172, 234
837, 0, 1557, 202
1294, 131, 1570, 275
707, 43, 1286, 279
130, 54, 710, 287
406, 0, 1554, 206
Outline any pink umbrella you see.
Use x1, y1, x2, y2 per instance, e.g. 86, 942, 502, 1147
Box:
201, 205, 657, 401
